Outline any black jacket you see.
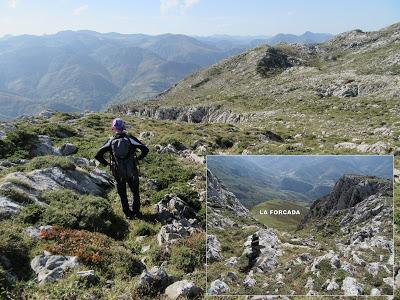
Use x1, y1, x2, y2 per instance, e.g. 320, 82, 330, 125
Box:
95, 132, 149, 166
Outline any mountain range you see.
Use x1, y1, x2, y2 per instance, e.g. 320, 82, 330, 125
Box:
0, 30, 332, 120
207, 156, 393, 208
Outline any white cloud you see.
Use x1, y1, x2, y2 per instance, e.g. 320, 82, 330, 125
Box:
9, 0, 19, 9
73, 4, 89, 16
160, 0, 200, 14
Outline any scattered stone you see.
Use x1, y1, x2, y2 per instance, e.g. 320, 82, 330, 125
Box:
139, 131, 155, 139
157, 219, 200, 245
30, 135, 60, 156
352, 253, 366, 266
324, 278, 339, 291
243, 271, 256, 288
156, 144, 178, 154
311, 250, 340, 271
260, 131, 284, 142
305, 277, 314, 290
39, 110, 56, 119
370, 288, 381, 296
30, 252, 79, 283
0, 196, 22, 220
25, 225, 53, 240
225, 256, 238, 267
334, 141, 390, 154
59, 143, 78, 156
341, 277, 363, 296
141, 245, 151, 254
226, 271, 238, 283
136, 266, 174, 295
76, 270, 97, 283
356, 142, 389, 154
164, 280, 202, 300
367, 262, 380, 276
156, 194, 195, 223
383, 277, 394, 287
207, 235, 222, 262
208, 279, 229, 295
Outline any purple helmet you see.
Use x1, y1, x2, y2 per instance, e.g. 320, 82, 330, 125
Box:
112, 118, 126, 132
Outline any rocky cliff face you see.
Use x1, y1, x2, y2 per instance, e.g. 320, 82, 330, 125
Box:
206, 169, 252, 228
108, 104, 255, 124
299, 175, 392, 228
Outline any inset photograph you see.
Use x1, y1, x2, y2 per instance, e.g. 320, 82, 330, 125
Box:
206, 155, 394, 296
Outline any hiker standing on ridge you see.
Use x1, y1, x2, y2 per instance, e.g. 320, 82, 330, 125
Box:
95, 118, 149, 219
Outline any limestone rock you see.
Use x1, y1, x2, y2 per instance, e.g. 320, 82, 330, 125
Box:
208, 279, 229, 295
59, 143, 78, 156
207, 235, 222, 262
341, 277, 363, 296
0, 196, 22, 220
157, 218, 200, 245
139, 131, 155, 139
136, 266, 174, 294
165, 280, 202, 300
156, 194, 195, 224
311, 250, 340, 272
30, 252, 79, 284
30, 135, 60, 157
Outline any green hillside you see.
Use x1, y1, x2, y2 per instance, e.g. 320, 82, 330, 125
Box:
251, 199, 309, 232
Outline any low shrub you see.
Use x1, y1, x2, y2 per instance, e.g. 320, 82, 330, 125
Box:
41, 227, 144, 278
148, 245, 170, 266
0, 128, 38, 159
133, 222, 156, 236
215, 136, 234, 149
37, 189, 128, 239
170, 233, 205, 273
18, 204, 46, 224
0, 222, 34, 283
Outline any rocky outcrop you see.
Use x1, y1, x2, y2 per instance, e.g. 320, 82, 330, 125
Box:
30, 251, 79, 284
299, 175, 391, 227
207, 235, 222, 262
136, 266, 175, 295
59, 143, 78, 156
156, 194, 196, 224
109, 104, 249, 124
208, 279, 230, 295
207, 169, 250, 219
30, 135, 60, 157
164, 280, 203, 300
341, 276, 363, 296
0, 165, 114, 220
157, 218, 200, 245
334, 141, 390, 154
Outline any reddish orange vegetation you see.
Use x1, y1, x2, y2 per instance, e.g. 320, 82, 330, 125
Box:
41, 227, 112, 264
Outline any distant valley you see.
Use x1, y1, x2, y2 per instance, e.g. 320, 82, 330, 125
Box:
207, 156, 393, 208
0, 30, 332, 119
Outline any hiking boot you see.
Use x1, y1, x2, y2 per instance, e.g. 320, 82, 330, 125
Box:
131, 211, 142, 219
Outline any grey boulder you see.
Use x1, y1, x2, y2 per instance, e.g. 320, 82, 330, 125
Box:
30, 252, 79, 284
164, 280, 202, 299
59, 143, 78, 156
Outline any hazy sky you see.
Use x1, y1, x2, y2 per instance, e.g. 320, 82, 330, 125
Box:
1, 0, 399, 37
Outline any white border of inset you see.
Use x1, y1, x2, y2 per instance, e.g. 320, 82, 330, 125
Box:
205, 154, 395, 297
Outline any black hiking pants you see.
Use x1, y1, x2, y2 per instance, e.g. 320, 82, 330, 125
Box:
115, 175, 140, 217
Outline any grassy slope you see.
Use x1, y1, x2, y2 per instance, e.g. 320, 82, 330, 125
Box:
0, 112, 209, 299
251, 199, 309, 232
